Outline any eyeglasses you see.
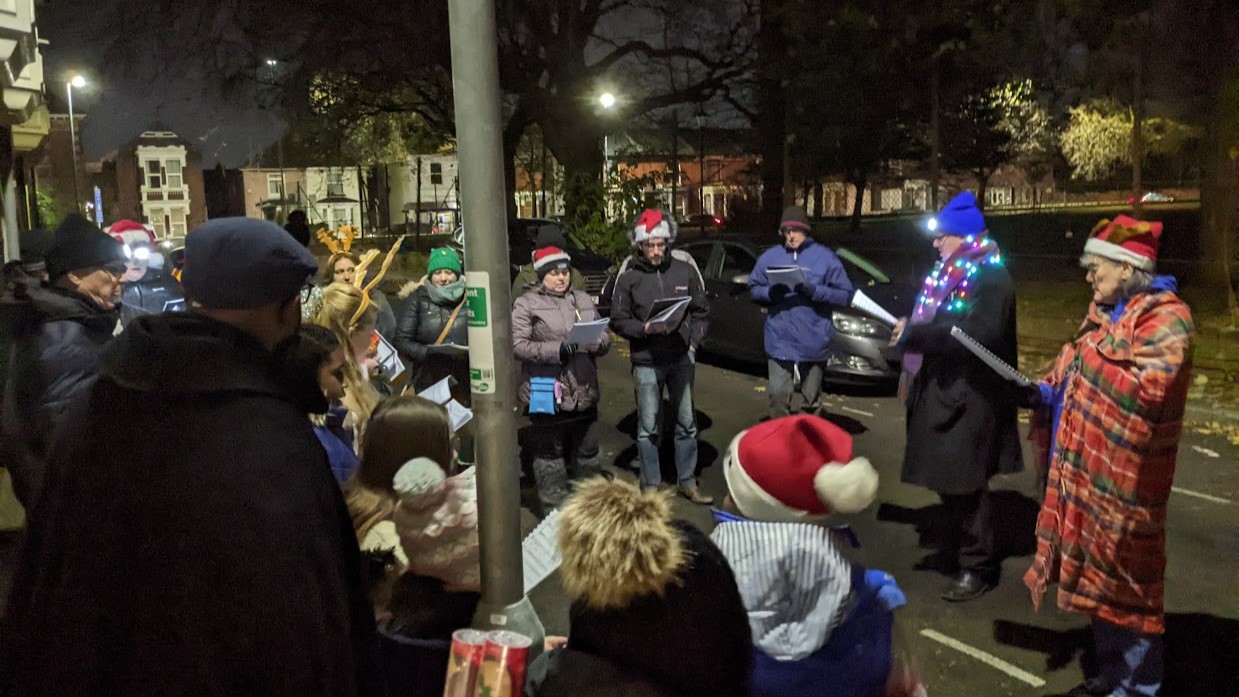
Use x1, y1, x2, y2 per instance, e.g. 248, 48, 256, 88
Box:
103, 263, 128, 278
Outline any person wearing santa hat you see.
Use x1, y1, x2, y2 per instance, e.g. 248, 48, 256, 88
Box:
890, 191, 1022, 603
609, 208, 712, 504
1023, 216, 1193, 697
712, 415, 922, 697
512, 245, 611, 513
107, 220, 185, 323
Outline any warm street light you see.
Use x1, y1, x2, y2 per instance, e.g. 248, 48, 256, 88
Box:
66, 75, 87, 212
265, 58, 278, 66
599, 92, 616, 109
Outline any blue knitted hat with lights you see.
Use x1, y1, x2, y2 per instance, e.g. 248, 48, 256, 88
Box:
931, 192, 986, 237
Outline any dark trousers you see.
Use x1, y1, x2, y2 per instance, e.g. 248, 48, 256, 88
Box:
524, 409, 601, 513
940, 489, 998, 580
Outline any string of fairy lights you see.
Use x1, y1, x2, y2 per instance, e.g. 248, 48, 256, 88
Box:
913, 235, 1003, 320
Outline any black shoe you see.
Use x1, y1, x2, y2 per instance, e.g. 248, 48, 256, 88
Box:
940, 571, 995, 602
914, 550, 961, 576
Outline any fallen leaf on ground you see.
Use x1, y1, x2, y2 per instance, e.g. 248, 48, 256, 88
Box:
1191, 445, 1220, 458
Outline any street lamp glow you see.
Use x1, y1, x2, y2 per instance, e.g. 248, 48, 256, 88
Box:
599, 92, 616, 109
265, 59, 278, 66
69, 75, 86, 88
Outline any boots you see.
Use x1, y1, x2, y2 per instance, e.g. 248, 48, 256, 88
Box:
532, 457, 572, 515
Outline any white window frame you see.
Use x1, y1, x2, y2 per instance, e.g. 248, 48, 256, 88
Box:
165, 159, 183, 189
148, 208, 166, 237
267, 173, 283, 197
326, 170, 345, 197
146, 160, 163, 189
170, 208, 188, 236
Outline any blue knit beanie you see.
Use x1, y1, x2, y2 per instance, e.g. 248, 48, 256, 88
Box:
930, 192, 986, 237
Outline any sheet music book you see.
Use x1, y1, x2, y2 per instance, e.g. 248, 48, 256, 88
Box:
950, 326, 1033, 386
445, 400, 473, 433
373, 332, 406, 379
418, 376, 454, 405
644, 296, 692, 332
565, 318, 610, 346
522, 509, 562, 594
766, 265, 806, 287
851, 290, 899, 326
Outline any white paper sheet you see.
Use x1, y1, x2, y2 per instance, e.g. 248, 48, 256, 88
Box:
446, 399, 473, 433
644, 296, 691, 332
565, 319, 610, 346
373, 332, 406, 378
851, 289, 899, 326
766, 265, 806, 287
522, 509, 562, 594
418, 376, 454, 405
950, 326, 1033, 386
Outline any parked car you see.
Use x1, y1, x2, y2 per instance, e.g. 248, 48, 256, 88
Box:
679, 213, 726, 233
605, 237, 915, 386
506, 218, 617, 311
1127, 191, 1174, 204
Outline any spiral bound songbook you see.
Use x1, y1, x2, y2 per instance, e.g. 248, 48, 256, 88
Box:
950, 326, 1033, 386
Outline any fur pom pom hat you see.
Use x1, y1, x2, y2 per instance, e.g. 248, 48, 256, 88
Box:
628, 208, 677, 247
1084, 215, 1162, 271
558, 478, 753, 697
724, 414, 879, 522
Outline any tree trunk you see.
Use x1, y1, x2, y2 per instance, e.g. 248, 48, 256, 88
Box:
848, 171, 867, 234
757, 0, 788, 231
813, 181, 823, 219
502, 112, 529, 222
1200, 51, 1239, 310
1130, 56, 1146, 215
975, 168, 990, 211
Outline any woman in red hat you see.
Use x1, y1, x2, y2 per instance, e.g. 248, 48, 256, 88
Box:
1023, 215, 1194, 697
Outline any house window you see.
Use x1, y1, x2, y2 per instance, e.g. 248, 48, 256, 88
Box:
146, 160, 162, 189
148, 208, 165, 237
267, 173, 283, 197
170, 208, 187, 236
326, 170, 345, 197
430, 162, 443, 185
165, 160, 183, 188
333, 207, 351, 225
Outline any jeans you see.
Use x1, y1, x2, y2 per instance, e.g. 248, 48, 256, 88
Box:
1093, 618, 1163, 697
767, 359, 825, 418
632, 354, 698, 488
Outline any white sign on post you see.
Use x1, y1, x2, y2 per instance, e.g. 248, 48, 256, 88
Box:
465, 270, 497, 394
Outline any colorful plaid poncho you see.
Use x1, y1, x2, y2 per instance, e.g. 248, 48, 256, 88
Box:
1024, 287, 1194, 634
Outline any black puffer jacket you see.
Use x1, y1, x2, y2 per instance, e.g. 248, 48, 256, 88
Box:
0, 285, 118, 508
394, 283, 469, 394
526, 648, 684, 697
608, 254, 709, 365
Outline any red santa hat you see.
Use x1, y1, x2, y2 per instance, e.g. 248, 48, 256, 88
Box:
1083, 215, 1161, 271
533, 245, 571, 275
723, 415, 879, 522
628, 208, 677, 247
106, 220, 157, 248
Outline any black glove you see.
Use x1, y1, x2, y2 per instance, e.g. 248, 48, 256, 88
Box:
795, 282, 815, 297
770, 284, 791, 301
1017, 383, 1044, 409
425, 345, 455, 356
559, 342, 578, 364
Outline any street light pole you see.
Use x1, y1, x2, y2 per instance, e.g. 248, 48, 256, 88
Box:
66, 76, 86, 213
447, 0, 544, 648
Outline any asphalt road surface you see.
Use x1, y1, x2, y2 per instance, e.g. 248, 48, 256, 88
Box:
525, 345, 1239, 697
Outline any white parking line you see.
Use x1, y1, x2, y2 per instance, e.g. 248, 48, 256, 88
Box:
919, 628, 1047, 688
1171, 487, 1232, 505
839, 406, 875, 418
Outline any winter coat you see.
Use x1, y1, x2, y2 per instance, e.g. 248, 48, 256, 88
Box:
609, 254, 709, 365
749, 239, 854, 362
512, 263, 586, 298
372, 289, 398, 339
0, 285, 119, 509
526, 647, 685, 697
0, 313, 382, 696
315, 404, 358, 484
513, 287, 611, 412
393, 465, 480, 591
394, 283, 469, 394
900, 262, 1022, 494
1024, 281, 1193, 635
377, 576, 480, 697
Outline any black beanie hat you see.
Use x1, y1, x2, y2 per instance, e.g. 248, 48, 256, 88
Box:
44, 215, 126, 280
19, 228, 55, 265
779, 205, 810, 232
558, 479, 754, 697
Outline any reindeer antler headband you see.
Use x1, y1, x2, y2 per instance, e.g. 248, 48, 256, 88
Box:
349, 235, 408, 327
317, 224, 358, 255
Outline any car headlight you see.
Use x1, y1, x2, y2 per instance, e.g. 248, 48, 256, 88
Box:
833, 314, 889, 338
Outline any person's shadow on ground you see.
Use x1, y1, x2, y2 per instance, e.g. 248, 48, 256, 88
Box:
994, 614, 1239, 697
876, 490, 1041, 577
613, 405, 719, 484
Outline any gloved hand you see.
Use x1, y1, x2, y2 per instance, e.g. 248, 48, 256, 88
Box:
1017, 382, 1045, 409
559, 342, 578, 364
795, 282, 815, 297
770, 284, 791, 302
425, 345, 456, 356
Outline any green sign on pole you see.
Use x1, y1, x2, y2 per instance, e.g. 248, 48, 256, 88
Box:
467, 286, 489, 327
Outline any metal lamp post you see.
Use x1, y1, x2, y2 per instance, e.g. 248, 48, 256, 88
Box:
66, 75, 86, 213
599, 92, 615, 183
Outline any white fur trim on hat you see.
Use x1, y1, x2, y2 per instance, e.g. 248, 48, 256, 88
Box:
628, 212, 678, 247
812, 457, 879, 515
1083, 237, 1154, 271
533, 249, 571, 272
723, 431, 828, 524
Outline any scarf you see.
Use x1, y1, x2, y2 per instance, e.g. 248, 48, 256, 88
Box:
901, 236, 1002, 377
427, 278, 465, 306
